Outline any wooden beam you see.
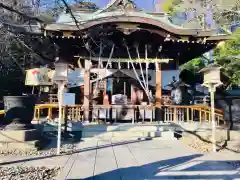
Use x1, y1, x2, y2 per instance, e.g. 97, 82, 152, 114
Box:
63, 31, 73, 37
74, 56, 173, 63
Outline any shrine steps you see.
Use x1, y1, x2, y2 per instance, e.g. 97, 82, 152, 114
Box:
81, 124, 176, 140
78, 122, 220, 140
41, 122, 177, 140
39, 121, 230, 141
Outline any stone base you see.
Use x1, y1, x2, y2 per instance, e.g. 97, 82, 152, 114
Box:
4, 123, 34, 130
0, 140, 40, 150
0, 126, 46, 150
0, 128, 41, 142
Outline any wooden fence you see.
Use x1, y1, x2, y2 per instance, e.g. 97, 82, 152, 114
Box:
32, 104, 225, 126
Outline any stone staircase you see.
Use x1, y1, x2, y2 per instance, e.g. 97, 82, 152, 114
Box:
81, 124, 176, 140
39, 121, 238, 144
41, 122, 176, 140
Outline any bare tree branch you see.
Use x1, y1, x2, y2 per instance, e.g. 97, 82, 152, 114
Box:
0, 2, 43, 23
7, 51, 25, 74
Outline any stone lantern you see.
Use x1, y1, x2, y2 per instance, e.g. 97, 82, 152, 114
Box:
52, 57, 68, 155
200, 64, 222, 88
199, 64, 223, 152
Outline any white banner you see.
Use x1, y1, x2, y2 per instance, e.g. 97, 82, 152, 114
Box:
120, 69, 156, 87
120, 69, 180, 89
67, 68, 118, 88
66, 68, 180, 89
90, 69, 118, 83
25, 68, 54, 86
112, 94, 128, 105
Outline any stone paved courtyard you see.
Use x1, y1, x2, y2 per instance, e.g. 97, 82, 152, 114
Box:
0, 138, 239, 180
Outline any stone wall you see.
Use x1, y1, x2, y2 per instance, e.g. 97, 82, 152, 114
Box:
216, 96, 240, 129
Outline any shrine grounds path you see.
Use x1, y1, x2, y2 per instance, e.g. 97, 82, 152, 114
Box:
0, 138, 239, 179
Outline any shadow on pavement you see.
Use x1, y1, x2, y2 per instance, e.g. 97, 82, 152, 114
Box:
67, 154, 240, 180
0, 138, 153, 166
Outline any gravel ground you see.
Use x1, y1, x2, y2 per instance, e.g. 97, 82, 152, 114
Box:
180, 134, 240, 153
0, 167, 60, 180
180, 136, 213, 153
180, 135, 226, 153
0, 141, 77, 156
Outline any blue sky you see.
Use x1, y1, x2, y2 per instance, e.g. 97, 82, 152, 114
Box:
70, 0, 158, 11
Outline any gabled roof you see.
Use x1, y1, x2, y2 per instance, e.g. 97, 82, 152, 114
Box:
44, 0, 225, 38
49, 11, 212, 36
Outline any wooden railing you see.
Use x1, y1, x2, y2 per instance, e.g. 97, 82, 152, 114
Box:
0, 104, 226, 125
38, 94, 209, 106
161, 95, 210, 105
91, 105, 156, 124
34, 104, 84, 122
89, 104, 225, 125
163, 104, 225, 125
47, 94, 173, 105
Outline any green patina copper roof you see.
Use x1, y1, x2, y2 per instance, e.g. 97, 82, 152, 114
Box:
56, 10, 184, 30
44, 0, 230, 39
54, 0, 195, 32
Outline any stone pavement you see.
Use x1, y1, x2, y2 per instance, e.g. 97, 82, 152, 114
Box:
0, 138, 239, 180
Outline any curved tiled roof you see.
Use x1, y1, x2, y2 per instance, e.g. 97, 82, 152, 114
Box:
46, 10, 216, 36
44, 0, 229, 39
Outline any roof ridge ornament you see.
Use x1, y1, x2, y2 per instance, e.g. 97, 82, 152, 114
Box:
108, 0, 137, 11
91, 0, 137, 15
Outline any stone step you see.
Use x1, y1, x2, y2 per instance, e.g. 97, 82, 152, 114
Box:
226, 140, 240, 147
42, 123, 176, 140
228, 131, 240, 140
81, 130, 175, 140
43, 122, 175, 132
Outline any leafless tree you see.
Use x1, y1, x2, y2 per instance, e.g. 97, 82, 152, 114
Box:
170, 0, 240, 31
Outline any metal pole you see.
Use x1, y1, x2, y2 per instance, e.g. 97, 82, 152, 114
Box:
210, 84, 217, 152
57, 82, 64, 155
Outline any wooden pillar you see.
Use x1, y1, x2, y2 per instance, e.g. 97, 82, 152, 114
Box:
84, 60, 91, 122
103, 79, 109, 105
155, 63, 163, 121
156, 63, 162, 105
